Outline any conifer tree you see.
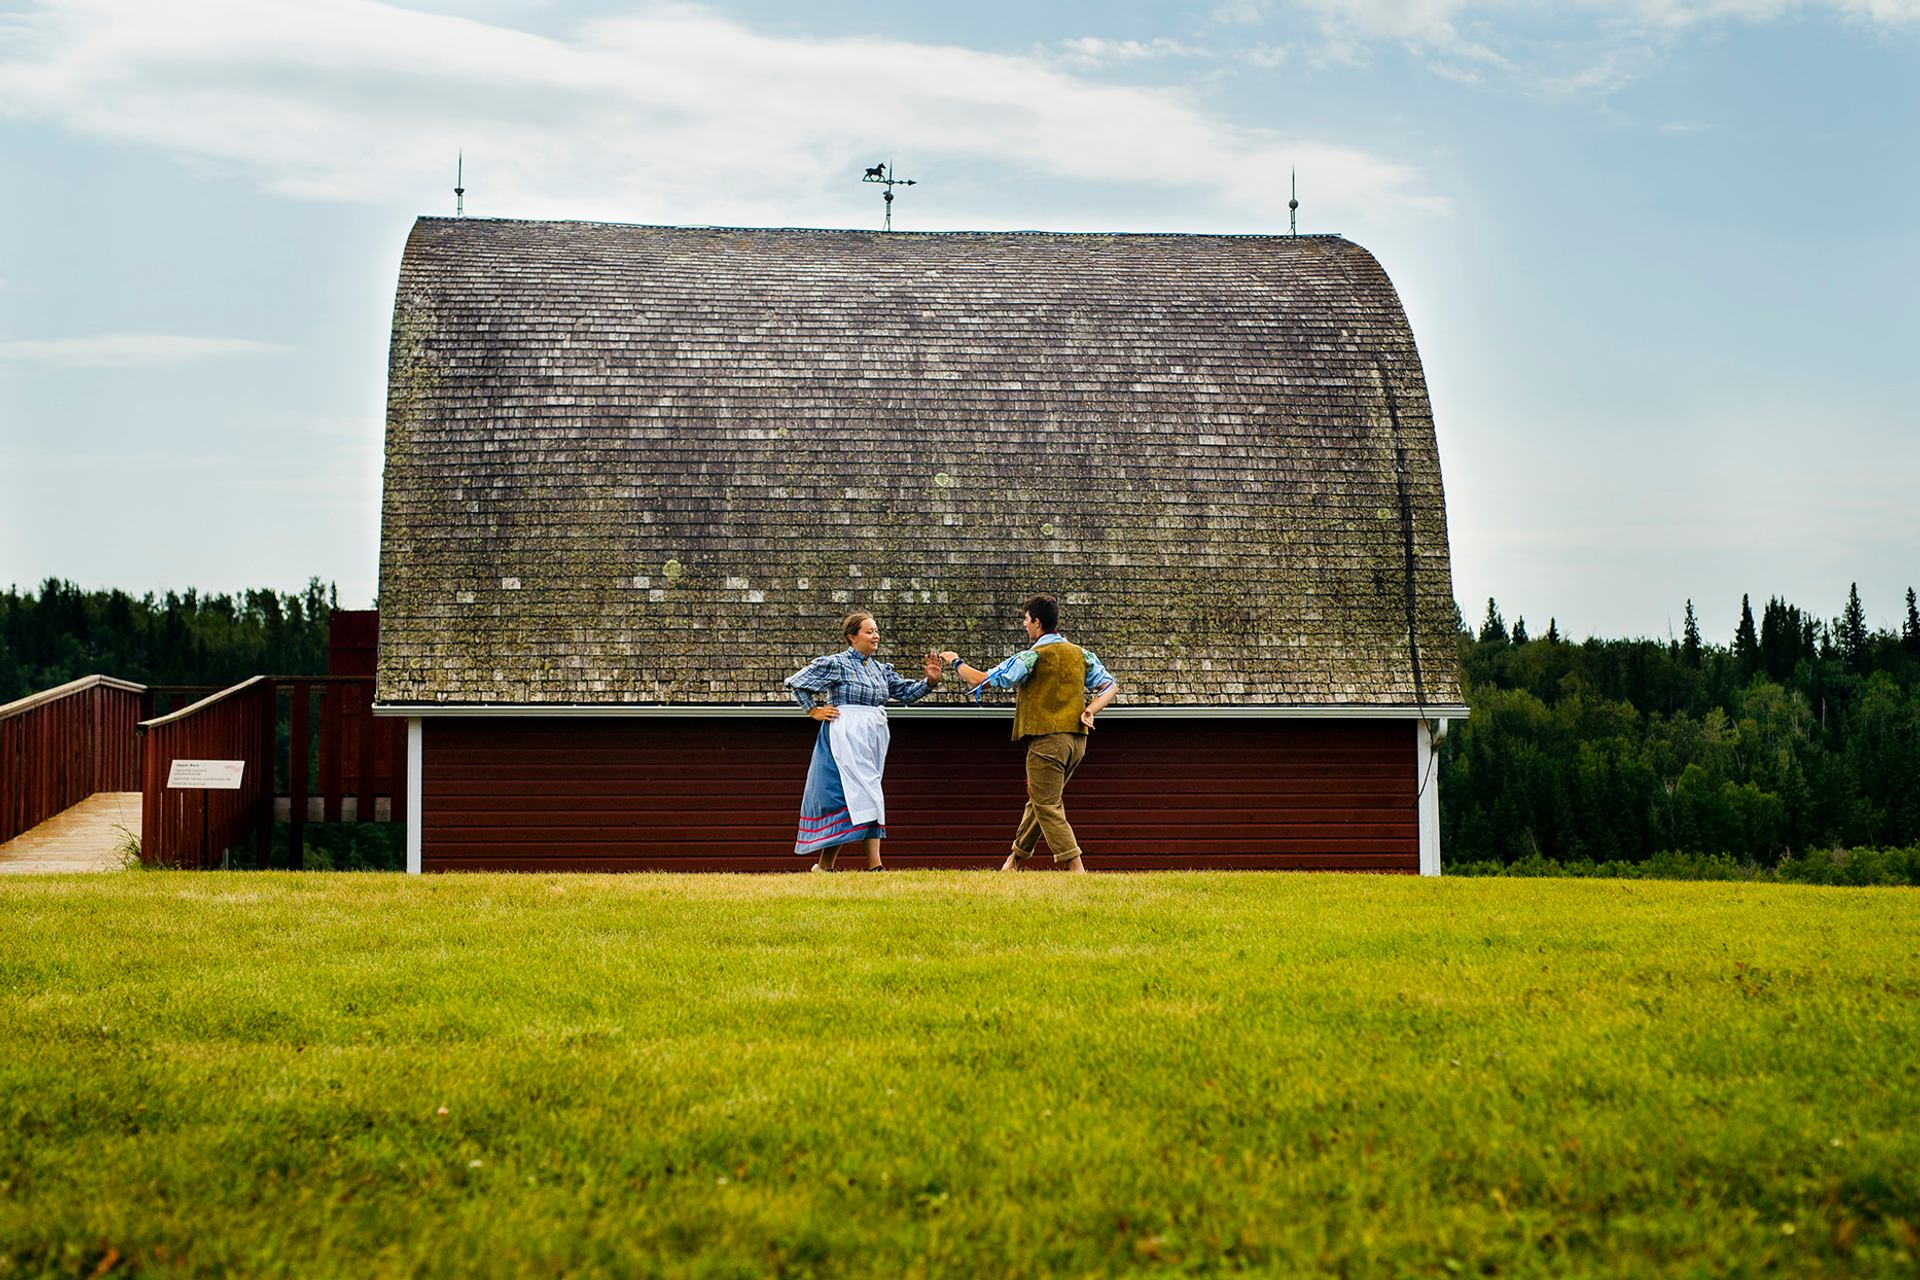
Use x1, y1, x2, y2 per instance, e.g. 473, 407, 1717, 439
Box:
1734, 593, 1759, 674
1681, 599, 1702, 668
1759, 596, 1809, 681
1512, 616, 1529, 645
1546, 618, 1560, 644
1904, 588, 1919, 655
1840, 582, 1869, 671
1479, 598, 1507, 644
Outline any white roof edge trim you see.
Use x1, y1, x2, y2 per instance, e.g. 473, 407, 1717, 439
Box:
373, 703, 1471, 720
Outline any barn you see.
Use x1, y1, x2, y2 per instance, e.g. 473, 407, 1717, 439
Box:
373, 217, 1467, 873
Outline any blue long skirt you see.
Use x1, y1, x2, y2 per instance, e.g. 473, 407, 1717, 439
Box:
794, 720, 886, 855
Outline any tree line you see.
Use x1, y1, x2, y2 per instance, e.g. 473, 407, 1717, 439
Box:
1440, 586, 1920, 865
0, 578, 336, 703
6, 575, 1918, 868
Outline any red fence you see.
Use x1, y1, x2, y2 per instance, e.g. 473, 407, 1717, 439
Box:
0, 676, 147, 844
285, 677, 406, 867
138, 677, 277, 868
135, 676, 406, 868
4, 667, 403, 868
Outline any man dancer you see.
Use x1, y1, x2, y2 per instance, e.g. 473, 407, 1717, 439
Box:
942, 594, 1118, 872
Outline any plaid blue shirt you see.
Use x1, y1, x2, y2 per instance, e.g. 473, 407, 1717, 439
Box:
970, 633, 1117, 703
785, 648, 934, 710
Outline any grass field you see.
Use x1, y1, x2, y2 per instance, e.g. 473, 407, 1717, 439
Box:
2, 872, 1916, 1278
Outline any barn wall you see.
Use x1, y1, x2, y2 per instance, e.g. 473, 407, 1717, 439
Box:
419, 717, 1418, 872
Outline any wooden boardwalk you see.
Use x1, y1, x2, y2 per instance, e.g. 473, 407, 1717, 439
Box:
0, 792, 140, 873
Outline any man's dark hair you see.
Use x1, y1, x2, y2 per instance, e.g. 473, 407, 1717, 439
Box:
1023, 593, 1060, 633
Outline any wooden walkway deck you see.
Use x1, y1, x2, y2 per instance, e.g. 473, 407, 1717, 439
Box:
0, 792, 140, 873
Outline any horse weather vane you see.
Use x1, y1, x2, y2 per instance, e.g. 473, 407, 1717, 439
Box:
861, 162, 916, 231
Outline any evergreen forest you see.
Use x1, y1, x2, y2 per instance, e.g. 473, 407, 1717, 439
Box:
1440, 589, 1920, 865
0, 578, 335, 700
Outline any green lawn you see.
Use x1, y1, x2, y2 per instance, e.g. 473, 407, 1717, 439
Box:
2, 872, 1916, 1278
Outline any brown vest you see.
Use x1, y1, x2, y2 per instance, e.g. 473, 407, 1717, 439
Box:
1012, 641, 1087, 741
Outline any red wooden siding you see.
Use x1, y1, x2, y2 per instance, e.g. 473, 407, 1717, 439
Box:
421, 718, 1417, 872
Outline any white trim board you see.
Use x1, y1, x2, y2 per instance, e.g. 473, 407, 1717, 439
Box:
1417, 719, 1442, 876
375, 702, 1471, 721
405, 718, 423, 875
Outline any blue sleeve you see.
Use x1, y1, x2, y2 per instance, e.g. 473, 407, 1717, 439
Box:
969, 649, 1038, 702
784, 655, 837, 710
1082, 649, 1117, 696
882, 663, 932, 704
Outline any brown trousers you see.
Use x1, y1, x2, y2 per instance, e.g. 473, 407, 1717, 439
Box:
1010, 731, 1088, 863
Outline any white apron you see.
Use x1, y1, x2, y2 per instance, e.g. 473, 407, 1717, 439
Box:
827, 704, 890, 827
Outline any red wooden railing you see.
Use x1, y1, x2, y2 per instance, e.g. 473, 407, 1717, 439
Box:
5, 672, 404, 867
283, 677, 406, 868
138, 677, 278, 868
0, 675, 147, 844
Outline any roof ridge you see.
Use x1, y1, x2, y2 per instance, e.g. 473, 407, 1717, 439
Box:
415, 215, 1348, 242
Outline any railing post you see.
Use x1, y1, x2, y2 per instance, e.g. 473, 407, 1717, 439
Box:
289, 680, 309, 871
3, 718, 15, 838
320, 686, 342, 823
138, 725, 153, 866
256, 680, 276, 869
356, 682, 376, 823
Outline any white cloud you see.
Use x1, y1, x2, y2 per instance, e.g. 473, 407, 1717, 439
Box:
0, 333, 286, 367
1237, 43, 1292, 67
0, 0, 1445, 229
1279, 0, 1916, 92
1298, 0, 1919, 37
1623, 0, 1920, 29
1211, 1, 1269, 22
1297, 0, 1476, 45
1532, 49, 1649, 96
1052, 36, 1200, 68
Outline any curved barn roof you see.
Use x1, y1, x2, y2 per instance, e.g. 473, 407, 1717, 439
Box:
376, 217, 1462, 710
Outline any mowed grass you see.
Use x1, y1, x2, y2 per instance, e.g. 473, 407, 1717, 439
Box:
2, 873, 1916, 1279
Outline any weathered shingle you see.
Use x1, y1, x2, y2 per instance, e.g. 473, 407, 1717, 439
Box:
376, 218, 1463, 707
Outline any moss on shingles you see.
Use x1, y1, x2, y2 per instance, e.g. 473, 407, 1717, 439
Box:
376, 219, 1464, 708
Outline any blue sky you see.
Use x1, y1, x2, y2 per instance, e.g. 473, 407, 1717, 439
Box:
1, 0, 1914, 642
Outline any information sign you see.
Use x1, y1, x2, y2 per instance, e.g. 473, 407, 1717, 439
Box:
166, 760, 246, 790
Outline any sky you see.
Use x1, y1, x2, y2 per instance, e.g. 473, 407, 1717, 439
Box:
0, 0, 1915, 644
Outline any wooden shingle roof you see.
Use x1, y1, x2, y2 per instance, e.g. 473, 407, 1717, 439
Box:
376, 217, 1463, 709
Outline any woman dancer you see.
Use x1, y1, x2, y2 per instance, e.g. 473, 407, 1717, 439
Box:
785, 612, 942, 871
